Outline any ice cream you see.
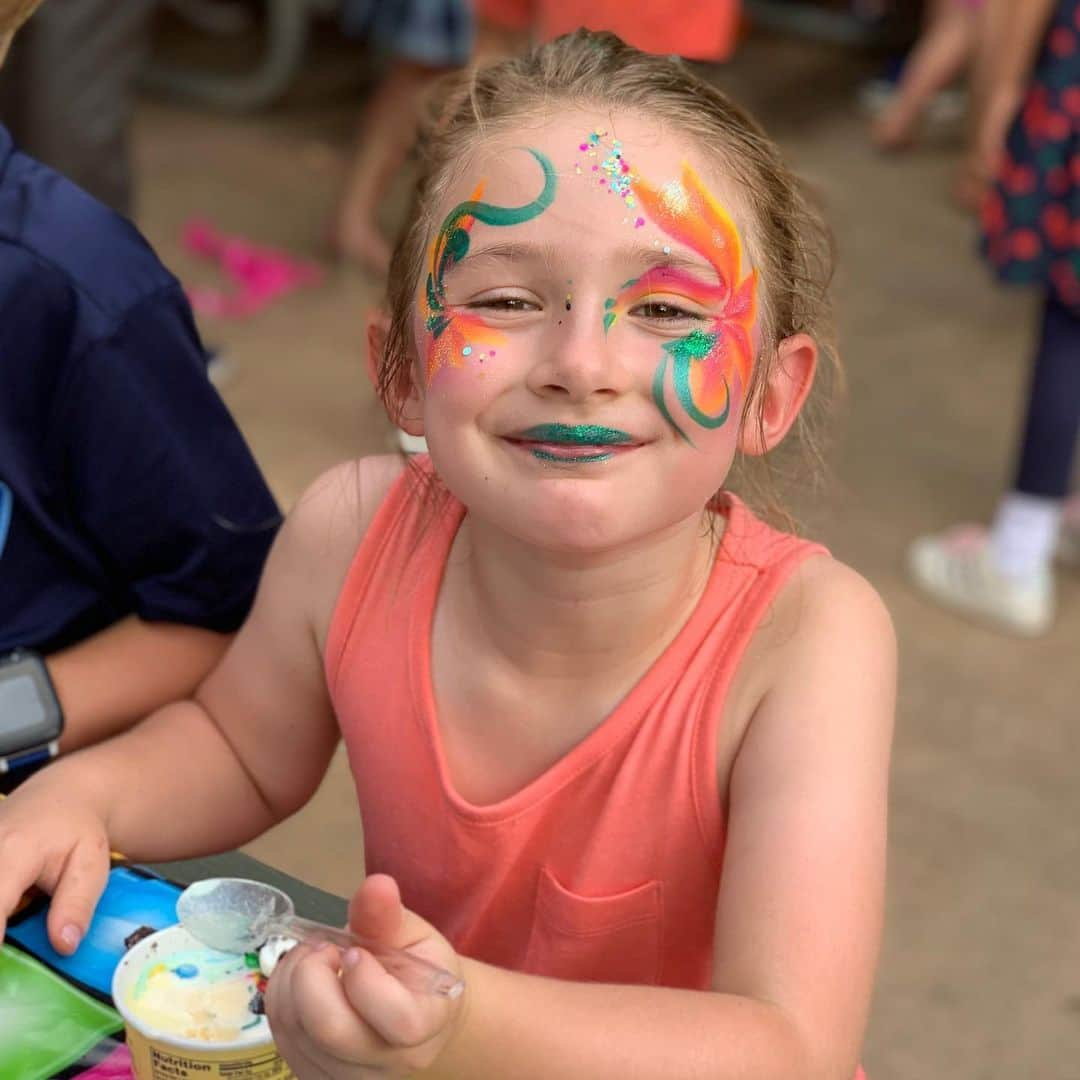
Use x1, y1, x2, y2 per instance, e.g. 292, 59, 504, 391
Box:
258, 934, 297, 978
123, 943, 268, 1044
112, 925, 296, 1080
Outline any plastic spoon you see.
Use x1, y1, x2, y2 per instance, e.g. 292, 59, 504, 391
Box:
176, 877, 464, 999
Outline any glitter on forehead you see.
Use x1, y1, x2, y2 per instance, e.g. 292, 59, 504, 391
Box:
574, 130, 639, 218
659, 181, 689, 216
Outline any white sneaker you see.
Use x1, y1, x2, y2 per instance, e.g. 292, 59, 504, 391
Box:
907, 526, 1054, 637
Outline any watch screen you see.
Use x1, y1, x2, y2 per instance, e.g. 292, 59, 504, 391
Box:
0, 673, 49, 745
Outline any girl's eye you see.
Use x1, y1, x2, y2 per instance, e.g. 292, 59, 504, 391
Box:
631, 301, 702, 322
467, 296, 538, 313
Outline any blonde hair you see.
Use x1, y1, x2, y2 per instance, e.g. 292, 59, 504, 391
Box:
0, 0, 43, 33
379, 30, 840, 526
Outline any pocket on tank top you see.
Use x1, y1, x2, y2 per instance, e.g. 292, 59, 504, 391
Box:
523, 867, 663, 985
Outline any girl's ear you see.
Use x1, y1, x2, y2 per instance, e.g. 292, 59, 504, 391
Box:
365, 309, 425, 436
364, 308, 388, 389
737, 333, 817, 457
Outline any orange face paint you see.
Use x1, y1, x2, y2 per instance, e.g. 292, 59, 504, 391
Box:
419, 150, 557, 384
420, 184, 505, 383
620, 162, 759, 441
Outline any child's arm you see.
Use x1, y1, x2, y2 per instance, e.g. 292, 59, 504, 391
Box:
48, 617, 231, 752
268, 559, 897, 1079
0, 460, 385, 951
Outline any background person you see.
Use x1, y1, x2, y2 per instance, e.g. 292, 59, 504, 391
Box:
0, 0, 280, 789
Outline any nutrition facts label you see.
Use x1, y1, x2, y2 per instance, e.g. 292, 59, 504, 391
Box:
148, 1045, 294, 1079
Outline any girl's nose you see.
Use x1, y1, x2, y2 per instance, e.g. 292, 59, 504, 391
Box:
525, 304, 632, 403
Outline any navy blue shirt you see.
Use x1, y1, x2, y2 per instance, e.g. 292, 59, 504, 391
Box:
0, 125, 280, 655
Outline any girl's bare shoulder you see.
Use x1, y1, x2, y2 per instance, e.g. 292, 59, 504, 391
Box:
291, 454, 408, 541
748, 552, 897, 736
725, 553, 896, 750
272, 454, 408, 636
774, 554, 895, 655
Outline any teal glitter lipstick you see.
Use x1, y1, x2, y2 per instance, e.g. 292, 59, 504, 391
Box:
514, 424, 635, 464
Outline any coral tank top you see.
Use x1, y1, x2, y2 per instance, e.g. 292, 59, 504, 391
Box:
325, 458, 828, 991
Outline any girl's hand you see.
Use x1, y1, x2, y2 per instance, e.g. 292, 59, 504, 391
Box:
266, 874, 466, 1078
0, 783, 111, 954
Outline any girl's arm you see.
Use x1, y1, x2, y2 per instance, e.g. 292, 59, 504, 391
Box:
73, 462, 374, 857
49, 618, 231, 753
0, 460, 391, 946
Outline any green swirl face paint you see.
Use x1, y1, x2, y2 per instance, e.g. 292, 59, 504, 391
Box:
420, 149, 557, 383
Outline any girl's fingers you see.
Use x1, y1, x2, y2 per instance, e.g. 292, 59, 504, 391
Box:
0, 845, 43, 941
43, 838, 110, 954
265, 944, 344, 1079
267, 936, 452, 1072
290, 943, 385, 1061
265, 939, 309, 1033
338, 945, 448, 1049
347, 873, 404, 944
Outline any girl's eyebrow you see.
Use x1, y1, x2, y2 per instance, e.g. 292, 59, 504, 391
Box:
451, 241, 560, 271
618, 245, 720, 283
449, 240, 718, 281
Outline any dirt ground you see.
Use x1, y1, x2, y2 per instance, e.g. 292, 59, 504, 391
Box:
130, 24, 1079, 1079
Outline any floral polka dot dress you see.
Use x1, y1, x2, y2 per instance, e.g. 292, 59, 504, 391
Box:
981, 0, 1080, 313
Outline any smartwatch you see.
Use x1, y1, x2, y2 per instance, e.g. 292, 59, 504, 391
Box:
0, 649, 64, 774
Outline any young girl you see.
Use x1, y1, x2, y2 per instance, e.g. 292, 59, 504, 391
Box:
0, 31, 896, 1079
909, 0, 1080, 635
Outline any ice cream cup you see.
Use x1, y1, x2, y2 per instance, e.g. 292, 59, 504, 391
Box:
111, 924, 294, 1080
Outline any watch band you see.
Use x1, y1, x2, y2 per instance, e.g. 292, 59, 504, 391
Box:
0, 648, 64, 773
0, 740, 60, 774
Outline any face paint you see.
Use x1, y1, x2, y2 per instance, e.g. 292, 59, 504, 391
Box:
420, 148, 557, 383
601, 277, 642, 335
629, 162, 758, 443
575, 131, 639, 218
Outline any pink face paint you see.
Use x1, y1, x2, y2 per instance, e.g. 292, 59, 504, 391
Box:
572, 135, 755, 439
629, 162, 759, 441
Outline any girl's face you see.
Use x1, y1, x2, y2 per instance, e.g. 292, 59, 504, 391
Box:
409, 110, 762, 554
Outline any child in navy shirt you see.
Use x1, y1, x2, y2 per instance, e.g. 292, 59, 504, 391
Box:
0, 2, 280, 785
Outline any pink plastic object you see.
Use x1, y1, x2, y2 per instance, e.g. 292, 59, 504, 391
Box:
182, 217, 324, 319
78, 1043, 134, 1079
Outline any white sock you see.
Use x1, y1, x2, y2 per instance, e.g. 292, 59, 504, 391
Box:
990, 492, 1062, 579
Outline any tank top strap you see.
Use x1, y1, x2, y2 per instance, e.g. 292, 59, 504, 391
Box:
324, 456, 462, 698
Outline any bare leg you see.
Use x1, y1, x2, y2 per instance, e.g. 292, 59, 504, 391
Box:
872, 0, 980, 150
332, 16, 532, 275
332, 60, 445, 275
